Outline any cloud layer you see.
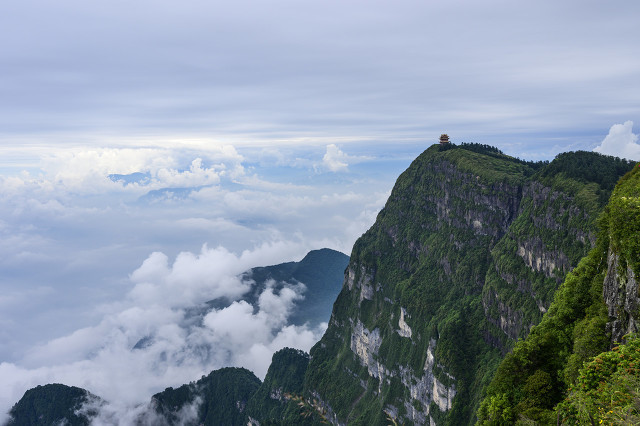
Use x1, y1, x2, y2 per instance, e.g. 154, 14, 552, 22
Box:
2, 1, 639, 421
0, 142, 401, 365
0, 244, 326, 423
1, 1, 639, 157
0, 141, 409, 423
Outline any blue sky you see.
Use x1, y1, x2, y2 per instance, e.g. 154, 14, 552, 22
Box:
1, 0, 640, 422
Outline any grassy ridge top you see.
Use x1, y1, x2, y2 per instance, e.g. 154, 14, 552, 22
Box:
416, 143, 537, 185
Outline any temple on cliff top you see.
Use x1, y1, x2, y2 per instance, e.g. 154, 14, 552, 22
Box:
439, 134, 450, 144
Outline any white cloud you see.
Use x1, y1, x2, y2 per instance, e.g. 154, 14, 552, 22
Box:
127, 246, 251, 308
593, 121, 640, 161
0, 141, 394, 371
153, 158, 221, 188
0, 243, 326, 424
0, 141, 398, 423
0, 145, 246, 199
322, 144, 350, 172
319, 144, 374, 173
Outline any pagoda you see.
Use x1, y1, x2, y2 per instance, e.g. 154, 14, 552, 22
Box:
439, 134, 450, 145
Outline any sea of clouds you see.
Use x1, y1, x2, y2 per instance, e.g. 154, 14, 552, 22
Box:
0, 142, 401, 423
1, 243, 327, 423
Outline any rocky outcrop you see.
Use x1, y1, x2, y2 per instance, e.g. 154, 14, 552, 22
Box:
397, 307, 413, 338
310, 391, 345, 426
346, 265, 376, 303
482, 288, 524, 341
350, 320, 383, 379
524, 181, 595, 244
427, 161, 521, 239
481, 176, 603, 344
603, 250, 640, 344
516, 237, 571, 280
351, 320, 456, 425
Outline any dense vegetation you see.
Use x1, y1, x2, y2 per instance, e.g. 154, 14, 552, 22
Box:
152, 367, 261, 425
538, 150, 635, 205
477, 165, 640, 424
7, 384, 99, 426
245, 348, 317, 425
559, 334, 640, 424
456, 142, 548, 170
303, 144, 635, 425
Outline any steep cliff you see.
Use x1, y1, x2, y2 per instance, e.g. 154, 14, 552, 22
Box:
302, 145, 634, 425
477, 163, 640, 425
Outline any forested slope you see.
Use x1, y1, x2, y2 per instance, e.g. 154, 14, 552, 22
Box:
478, 164, 640, 424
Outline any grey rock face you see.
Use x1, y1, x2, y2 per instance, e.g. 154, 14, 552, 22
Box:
603, 250, 640, 344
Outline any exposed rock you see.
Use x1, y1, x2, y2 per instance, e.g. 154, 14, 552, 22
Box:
351, 322, 456, 424
482, 288, 524, 342
350, 320, 383, 378
517, 236, 570, 280
397, 307, 413, 338
346, 265, 376, 303
603, 250, 640, 344
428, 160, 521, 239
310, 390, 345, 426
439, 257, 451, 276
269, 387, 283, 401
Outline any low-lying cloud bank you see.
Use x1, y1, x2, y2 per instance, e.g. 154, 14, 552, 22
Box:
0, 142, 395, 365
0, 243, 327, 424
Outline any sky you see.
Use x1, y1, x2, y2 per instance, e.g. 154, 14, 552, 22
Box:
1, 0, 640, 423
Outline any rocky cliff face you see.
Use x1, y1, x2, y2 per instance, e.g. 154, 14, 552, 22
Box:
603, 251, 639, 343
302, 145, 634, 425
481, 177, 597, 348
601, 169, 640, 345
477, 163, 639, 425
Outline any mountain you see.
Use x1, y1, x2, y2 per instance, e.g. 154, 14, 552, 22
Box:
213, 248, 350, 327
201, 248, 349, 328
6, 146, 636, 426
6, 384, 102, 426
132, 248, 348, 352
477, 163, 640, 424
5, 248, 348, 425
245, 348, 313, 425
298, 144, 635, 425
151, 367, 261, 425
